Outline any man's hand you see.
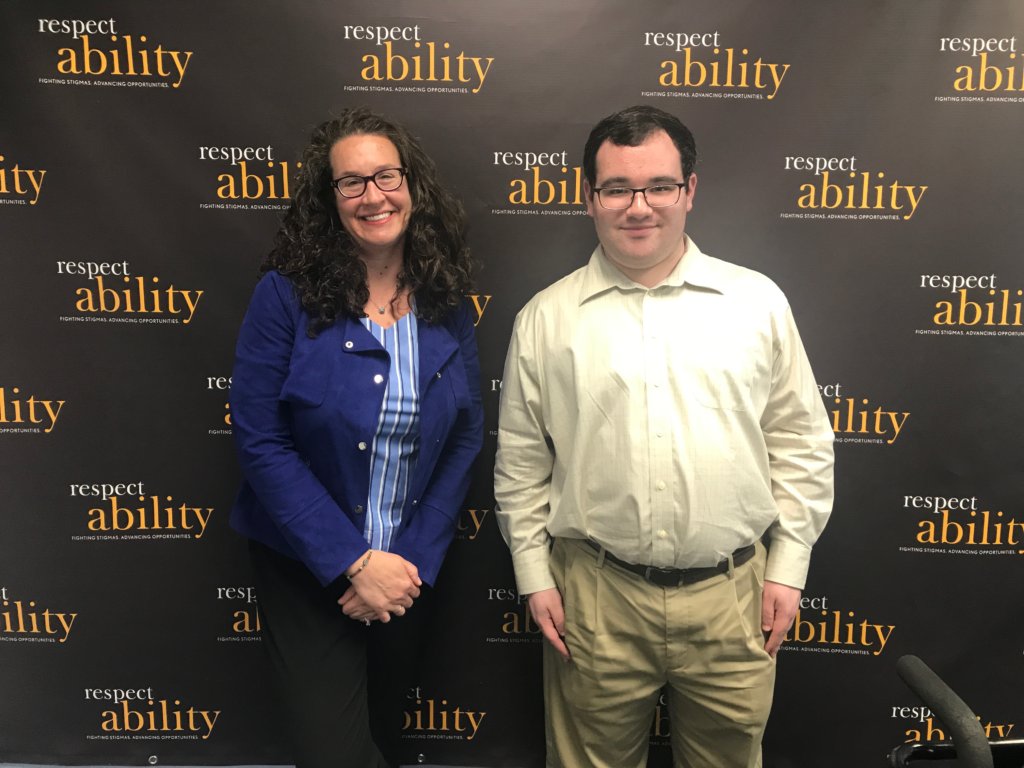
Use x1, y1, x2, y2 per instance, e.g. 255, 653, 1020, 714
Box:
338, 550, 421, 623
527, 588, 570, 661
761, 580, 800, 658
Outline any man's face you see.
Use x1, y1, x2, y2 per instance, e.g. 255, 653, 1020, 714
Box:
585, 130, 696, 280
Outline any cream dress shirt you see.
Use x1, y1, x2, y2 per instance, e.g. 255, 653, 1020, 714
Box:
494, 239, 834, 595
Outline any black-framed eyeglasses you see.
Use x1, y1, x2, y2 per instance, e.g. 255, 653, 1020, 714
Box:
593, 180, 688, 210
330, 168, 407, 198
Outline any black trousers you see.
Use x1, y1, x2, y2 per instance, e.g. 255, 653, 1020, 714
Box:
250, 540, 434, 768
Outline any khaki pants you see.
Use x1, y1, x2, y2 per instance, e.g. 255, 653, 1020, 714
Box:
545, 538, 776, 768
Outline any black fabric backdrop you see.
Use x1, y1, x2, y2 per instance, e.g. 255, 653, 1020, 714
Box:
1, 1, 1022, 766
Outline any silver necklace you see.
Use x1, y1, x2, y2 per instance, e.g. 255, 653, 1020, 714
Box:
367, 261, 399, 315
368, 286, 397, 315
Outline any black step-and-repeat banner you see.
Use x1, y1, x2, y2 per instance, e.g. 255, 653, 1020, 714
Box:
2, 1, 1022, 766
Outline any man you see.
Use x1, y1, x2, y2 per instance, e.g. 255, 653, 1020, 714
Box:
494, 105, 834, 768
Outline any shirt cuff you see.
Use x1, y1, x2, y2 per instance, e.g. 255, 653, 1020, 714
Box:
764, 536, 812, 590
512, 546, 556, 595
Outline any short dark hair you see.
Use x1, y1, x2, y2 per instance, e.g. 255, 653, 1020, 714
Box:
582, 105, 697, 189
263, 106, 472, 334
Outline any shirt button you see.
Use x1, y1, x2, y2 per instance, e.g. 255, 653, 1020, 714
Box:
373, 374, 384, 384
658, 529, 668, 539
357, 441, 367, 451
656, 480, 666, 491
411, 499, 418, 506
344, 341, 354, 349
354, 505, 365, 514
435, 372, 442, 379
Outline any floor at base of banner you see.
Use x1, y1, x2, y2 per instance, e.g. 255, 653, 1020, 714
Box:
1, 764, 495, 768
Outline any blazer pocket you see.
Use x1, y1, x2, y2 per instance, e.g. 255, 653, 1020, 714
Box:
279, 360, 331, 407
437, 353, 471, 409
447, 367, 472, 409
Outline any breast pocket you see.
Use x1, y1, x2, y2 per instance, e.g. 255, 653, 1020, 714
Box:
279, 352, 332, 407
440, 353, 472, 410
694, 363, 751, 412
683, 335, 757, 412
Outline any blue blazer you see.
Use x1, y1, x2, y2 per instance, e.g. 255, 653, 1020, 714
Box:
230, 271, 483, 586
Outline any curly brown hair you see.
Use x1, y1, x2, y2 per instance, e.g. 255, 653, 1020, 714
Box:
262, 107, 473, 335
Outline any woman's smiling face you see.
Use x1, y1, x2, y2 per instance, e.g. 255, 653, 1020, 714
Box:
329, 133, 412, 260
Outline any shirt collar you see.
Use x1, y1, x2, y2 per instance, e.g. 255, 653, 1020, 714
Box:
578, 237, 727, 305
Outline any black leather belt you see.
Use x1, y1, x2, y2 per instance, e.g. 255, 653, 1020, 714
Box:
583, 540, 756, 587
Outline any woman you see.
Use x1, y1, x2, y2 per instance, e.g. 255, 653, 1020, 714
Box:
230, 107, 483, 767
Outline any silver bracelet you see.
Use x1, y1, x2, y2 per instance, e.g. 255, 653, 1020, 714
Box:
347, 550, 373, 578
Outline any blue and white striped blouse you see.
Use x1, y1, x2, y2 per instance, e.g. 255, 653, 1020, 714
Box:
359, 312, 421, 551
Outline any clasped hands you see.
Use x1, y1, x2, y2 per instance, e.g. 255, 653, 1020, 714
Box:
337, 549, 421, 624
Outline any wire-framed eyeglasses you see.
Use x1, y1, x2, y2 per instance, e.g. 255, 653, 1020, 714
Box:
593, 181, 688, 210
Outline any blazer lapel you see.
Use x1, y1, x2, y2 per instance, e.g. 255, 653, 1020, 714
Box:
338, 315, 386, 353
